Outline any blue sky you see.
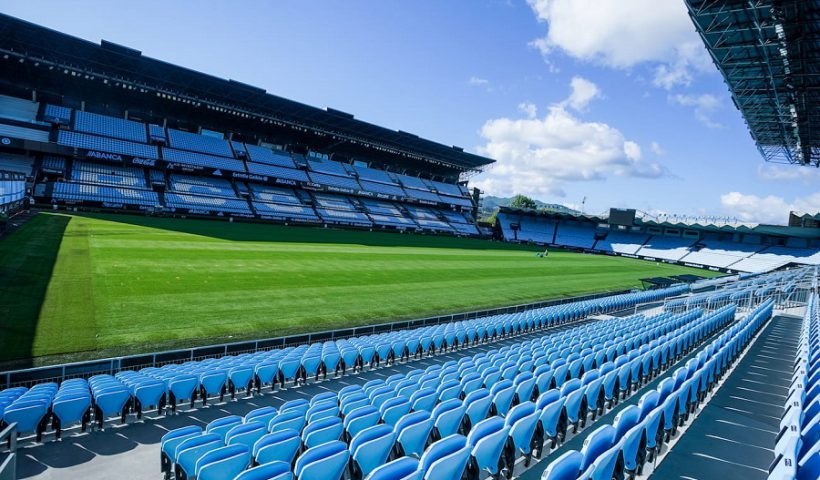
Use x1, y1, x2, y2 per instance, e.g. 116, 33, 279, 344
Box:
4, 0, 818, 224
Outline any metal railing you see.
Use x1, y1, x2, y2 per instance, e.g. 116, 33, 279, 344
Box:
0, 423, 17, 480
1, 289, 632, 389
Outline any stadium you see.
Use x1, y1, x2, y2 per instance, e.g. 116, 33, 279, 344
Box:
0, 2, 818, 480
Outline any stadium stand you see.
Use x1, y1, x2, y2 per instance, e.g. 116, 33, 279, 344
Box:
681, 240, 763, 268
52, 182, 160, 209
167, 128, 233, 158
0, 93, 39, 123
163, 148, 247, 172
594, 229, 650, 255
244, 144, 296, 168
72, 161, 148, 189
0, 170, 25, 210
57, 130, 159, 159
554, 222, 597, 250
635, 235, 696, 261
73, 111, 147, 143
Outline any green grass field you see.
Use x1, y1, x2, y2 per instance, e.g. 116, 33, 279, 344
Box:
0, 212, 716, 366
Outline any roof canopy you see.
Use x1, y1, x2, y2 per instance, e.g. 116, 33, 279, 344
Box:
686, 0, 820, 166
0, 14, 494, 173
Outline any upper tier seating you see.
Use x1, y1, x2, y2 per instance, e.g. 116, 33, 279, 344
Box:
554, 223, 597, 249
57, 130, 159, 159
43, 104, 72, 124
163, 148, 246, 172
246, 162, 309, 182
352, 165, 397, 185
72, 161, 148, 189
636, 236, 696, 261
0, 94, 39, 123
308, 159, 350, 177
74, 111, 147, 143
594, 230, 649, 255
149, 124, 167, 143
244, 145, 296, 168
167, 128, 233, 157
358, 180, 405, 197
307, 172, 362, 191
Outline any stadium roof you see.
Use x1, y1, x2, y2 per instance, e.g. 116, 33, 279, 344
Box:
0, 14, 494, 173
686, 0, 820, 166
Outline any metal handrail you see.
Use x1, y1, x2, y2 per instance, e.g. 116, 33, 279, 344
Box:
0, 423, 17, 480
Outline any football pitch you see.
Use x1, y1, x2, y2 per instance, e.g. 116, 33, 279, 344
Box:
0, 212, 716, 365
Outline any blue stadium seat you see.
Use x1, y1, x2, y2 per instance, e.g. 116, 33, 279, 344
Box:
466, 416, 509, 478
395, 411, 434, 458
253, 428, 301, 465
195, 444, 251, 480
350, 424, 398, 479
294, 441, 350, 480
234, 461, 293, 480
416, 434, 470, 480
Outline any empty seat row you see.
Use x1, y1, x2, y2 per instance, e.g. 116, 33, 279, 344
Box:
0, 286, 687, 444
160, 292, 744, 480
770, 290, 820, 480
541, 299, 775, 480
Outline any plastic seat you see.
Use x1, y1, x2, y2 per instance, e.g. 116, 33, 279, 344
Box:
226, 421, 267, 450
245, 406, 279, 427
505, 401, 539, 465
365, 457, 420, 480
302, 416, 344, 448
294, 440, 350, 480
541, 450, 583, 480
206, 415, 243, 442
432, 399, 465, 439
463, 389, 492, 428
234, 461, 293, 480
174, 433, 223, 480
161, 426, 202, 479
381, 397, 412, 426
579, 424, 615, 472
416, 434, 471, 480
394, 411, 434, 458
466, 416, 509, 477
345, 405, 380, 439
254, 428, 301, 465
195, 444, 251, 480
269, 410, 307, 434
350, 424, 398, 479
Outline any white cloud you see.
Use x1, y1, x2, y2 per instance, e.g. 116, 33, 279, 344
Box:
650, 141, 665, 155
720, 191, 820, 225
526, 0, 712, 89
472, 78, 667, 198
562, 76, 602, 112
670, 93, 723, 128
518, 102, 538, 119
758, 163, 820, 184
468, 76, 490, 87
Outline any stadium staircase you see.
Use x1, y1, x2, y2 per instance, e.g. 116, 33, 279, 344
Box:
649, 313, 802, 480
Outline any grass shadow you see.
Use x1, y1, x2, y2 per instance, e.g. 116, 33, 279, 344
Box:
0, 212, 70, 366
73, 211, 539, 252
